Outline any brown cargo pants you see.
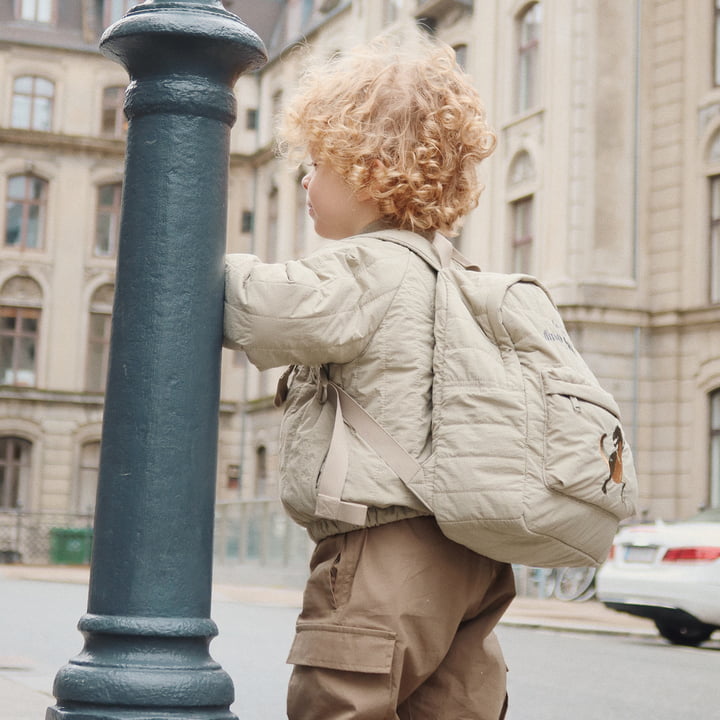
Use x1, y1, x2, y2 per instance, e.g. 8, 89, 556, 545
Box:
286, 516, 516, 720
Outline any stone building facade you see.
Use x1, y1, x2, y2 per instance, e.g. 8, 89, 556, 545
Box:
1, 0, 718, 550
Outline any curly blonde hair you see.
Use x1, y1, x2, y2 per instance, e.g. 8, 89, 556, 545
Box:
278, 29, 496, 235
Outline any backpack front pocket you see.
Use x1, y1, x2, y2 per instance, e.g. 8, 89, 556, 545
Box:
541, 368, 636, 519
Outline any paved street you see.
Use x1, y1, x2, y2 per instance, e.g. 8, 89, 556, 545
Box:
1, 565, 718, 719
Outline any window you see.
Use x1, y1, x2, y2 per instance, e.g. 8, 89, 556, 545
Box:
246, 108, 258, 130
17, 0, 52, 22
294, 171, 307, 258
11, 76, 54, 131
5, 175, 48, 250
0, 437, 31, 509
267, 185, 278, 263
511, 196, 534, 274
301, 0, 314, 25
86, 284, 114, 392
0, 307, 39, 387
226, 464, 240, 490
241, 210, 254, 233
509, 150, 535, 186
254, 445, 267, 497
710, 390, 720, 508
453, 43, 468, 71
711, 176, 720, 303
77, 441, 100, 513
104, 0, 134, 26
383, 0, 402, 24
271, 90, 283, 126
101, 86, 126, 137
715, 0, 720, 85
516, 2, 542, 113
95, 183, 122, 257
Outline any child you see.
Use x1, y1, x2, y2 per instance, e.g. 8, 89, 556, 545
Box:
224, 29, 515, 720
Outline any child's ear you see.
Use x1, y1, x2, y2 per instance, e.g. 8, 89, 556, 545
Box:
356, 159, 386, 201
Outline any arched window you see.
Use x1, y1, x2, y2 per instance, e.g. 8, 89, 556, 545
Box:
710, 390, 720, 508
0, 437, 31, 509
0, 275, 42, 387
516, 2, 542, 114
101, 86, 127, 137
5, 174, 48, 250
95, 183, 122, 257
509, 150, 535, 186
11, 76, 54, 131
77, 440, 101, 514
86, 284, 114, 392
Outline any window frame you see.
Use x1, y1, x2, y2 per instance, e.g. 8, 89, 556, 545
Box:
15, 0, 54, 23
77, 440, 101, 514
254, 445, 267, 498
100, 86, 127, 137
710, 389, 720, 508
0, 437, 31, 510
86, 311, 112, 392
515, 2, 542, 115
5, 174, 48, 251
10, 76, 54, 132
510, 195, 534, 274
94, 182, 123, 258
0, 306, 40, 388
711, 175, 720, 303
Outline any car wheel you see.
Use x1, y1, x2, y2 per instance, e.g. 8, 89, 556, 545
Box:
654, 618, 716, 646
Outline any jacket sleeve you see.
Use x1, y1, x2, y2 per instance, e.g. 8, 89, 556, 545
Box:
223, 241, 410, 370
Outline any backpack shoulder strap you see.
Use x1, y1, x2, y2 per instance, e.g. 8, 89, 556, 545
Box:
361, 229, 481, 272
314, 381, 430, 525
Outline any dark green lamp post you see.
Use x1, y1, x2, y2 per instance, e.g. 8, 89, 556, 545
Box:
47, 2, 266, 718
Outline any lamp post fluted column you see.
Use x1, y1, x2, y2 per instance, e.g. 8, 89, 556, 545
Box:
48, 2, 266, 718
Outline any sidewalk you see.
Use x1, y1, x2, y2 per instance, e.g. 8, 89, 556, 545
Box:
1, 562, 655, 633
0, 564, 655, 720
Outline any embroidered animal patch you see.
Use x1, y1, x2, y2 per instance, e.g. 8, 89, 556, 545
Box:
600, 426, 624, 494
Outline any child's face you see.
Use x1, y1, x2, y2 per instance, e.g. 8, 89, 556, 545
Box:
301, 159, 382, 240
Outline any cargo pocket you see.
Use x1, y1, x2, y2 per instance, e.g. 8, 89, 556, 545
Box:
287, 623, 397, 720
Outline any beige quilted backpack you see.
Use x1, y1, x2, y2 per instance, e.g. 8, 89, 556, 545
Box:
315, 229, 639, 567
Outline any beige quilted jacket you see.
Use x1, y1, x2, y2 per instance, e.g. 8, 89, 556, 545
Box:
223, 232, 435, 542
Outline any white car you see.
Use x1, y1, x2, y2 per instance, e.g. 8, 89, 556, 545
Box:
596, 507, 720, 646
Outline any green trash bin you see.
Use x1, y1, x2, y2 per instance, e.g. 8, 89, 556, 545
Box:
49, 528, 93, 564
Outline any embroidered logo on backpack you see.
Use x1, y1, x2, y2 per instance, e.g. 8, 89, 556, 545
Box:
600, 426, 625, 495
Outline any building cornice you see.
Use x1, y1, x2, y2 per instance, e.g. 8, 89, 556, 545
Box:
0, 388, 105, 407
0, 387, 237, 415
0, 127, 126, 157
559, 303, 720, 331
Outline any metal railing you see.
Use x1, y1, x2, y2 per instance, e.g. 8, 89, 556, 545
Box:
0, 501, 312, 574
0, 509, 94, 565
213, 499, 312, 569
